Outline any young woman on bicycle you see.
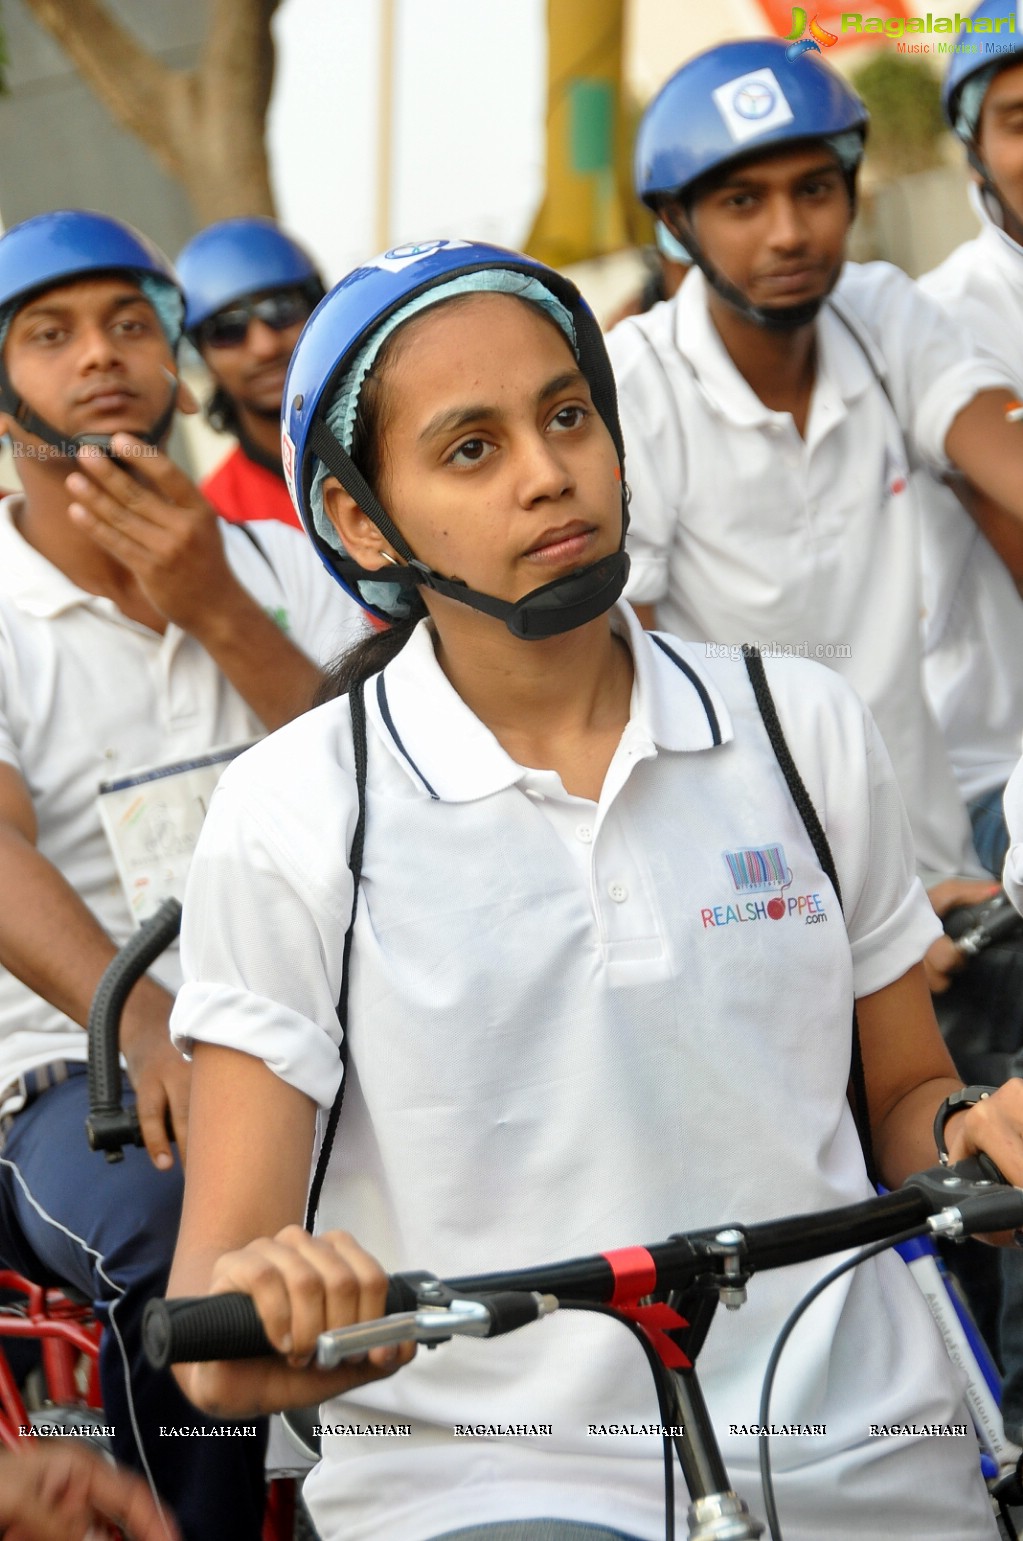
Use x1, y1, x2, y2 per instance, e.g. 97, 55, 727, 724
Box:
166, 240, 1023, 1541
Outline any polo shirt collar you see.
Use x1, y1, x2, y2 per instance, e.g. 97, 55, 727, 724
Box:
673, 266, 873, 428
0, 495, 100, 618
371, 603, 733, 803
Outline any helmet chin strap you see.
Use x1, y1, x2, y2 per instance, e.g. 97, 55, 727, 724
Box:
309, 417, 631, 641
404, 534, 631, 641
667, 215, 826, 332
0, 363, 178, 459
664, 161, 855, 335
696, 252, 824, 331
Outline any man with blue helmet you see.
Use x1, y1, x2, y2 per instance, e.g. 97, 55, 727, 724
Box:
910, 0, 1023, 1452
608, 37, 1023, 959
177, 218, 324, 530
919, 0, 1023, 878
159, 236, 1023, 1541
0, 209, 364, 1538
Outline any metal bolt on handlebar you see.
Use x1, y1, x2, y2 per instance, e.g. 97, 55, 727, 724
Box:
928, 1206, 969, 1241
686, 1491, 765, 1540
710, 1229, 749, 1310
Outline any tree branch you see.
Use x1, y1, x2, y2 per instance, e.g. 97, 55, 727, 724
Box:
22, 0, 280, 221
20, 0, 178, 162
203, 0, 281, 118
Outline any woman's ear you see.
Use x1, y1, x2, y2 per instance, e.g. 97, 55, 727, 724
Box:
322, 477, 395, 570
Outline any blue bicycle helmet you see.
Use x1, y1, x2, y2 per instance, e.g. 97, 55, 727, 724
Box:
0, 209, 182, 345
636, 38, 867, 208
940, 0, 1023, 242
0, 209, 184, 452
943, 0, 1023, 139
634, 39, 866, 332
177, 217, 323, 334
283, 238, 629, 639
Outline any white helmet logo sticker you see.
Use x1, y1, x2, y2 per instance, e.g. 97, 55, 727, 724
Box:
713, 68, 795, 146
370, 238, 472, 274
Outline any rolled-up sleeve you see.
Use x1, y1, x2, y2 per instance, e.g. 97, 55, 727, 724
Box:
839, 263, 1018, 475
836, 693, 942, 995
170, 747, 358, 1110
768, 657, 941, 996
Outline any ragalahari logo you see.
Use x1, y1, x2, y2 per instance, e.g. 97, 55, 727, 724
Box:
784, 7, 839, 59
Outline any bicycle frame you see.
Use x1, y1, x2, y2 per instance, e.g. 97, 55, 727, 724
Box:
0, 1271, 103, 1452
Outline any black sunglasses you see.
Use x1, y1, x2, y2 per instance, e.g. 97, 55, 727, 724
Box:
198, 289, 313, 350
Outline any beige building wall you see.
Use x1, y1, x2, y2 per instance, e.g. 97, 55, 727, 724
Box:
627, 0, 772, 99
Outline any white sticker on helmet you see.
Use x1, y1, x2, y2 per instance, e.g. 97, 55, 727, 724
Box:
281, 428, 298, 508
712, 68, 795, 146
369, 238, 473, 274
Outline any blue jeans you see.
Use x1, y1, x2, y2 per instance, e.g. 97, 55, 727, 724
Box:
0, 1065, 267, 1540
968, 784, 1010, 879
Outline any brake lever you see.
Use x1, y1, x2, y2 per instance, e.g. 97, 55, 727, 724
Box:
316, 1292, 558, 1368
905, 1155, 1023, 1239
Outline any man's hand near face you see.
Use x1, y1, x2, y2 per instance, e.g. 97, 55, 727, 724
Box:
65, 437, 237, 632
63, 434, 321, 730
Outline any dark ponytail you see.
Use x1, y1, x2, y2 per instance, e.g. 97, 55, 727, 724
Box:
205, 384, 239, 436
314, 593, 429, 704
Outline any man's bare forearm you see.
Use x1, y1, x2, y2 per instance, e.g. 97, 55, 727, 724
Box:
189, 579, 322, 731
0, 825, 173, 1034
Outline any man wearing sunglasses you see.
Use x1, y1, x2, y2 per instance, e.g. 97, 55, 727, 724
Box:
177, 218, 324, 530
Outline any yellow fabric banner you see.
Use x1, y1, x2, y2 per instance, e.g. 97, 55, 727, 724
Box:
525, 0, 646, 266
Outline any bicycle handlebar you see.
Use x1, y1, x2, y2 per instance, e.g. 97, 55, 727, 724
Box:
143, 1155, 1023, 1370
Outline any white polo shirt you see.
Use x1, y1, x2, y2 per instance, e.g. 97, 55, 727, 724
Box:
917, 208, 1023, 803
606, 261, 1014, 885
172, 607, 994, 1541
0, 495, 367, 1097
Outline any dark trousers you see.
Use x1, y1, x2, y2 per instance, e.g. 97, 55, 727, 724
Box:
934, 845, 1023, 1444
0, 1065, 267, 1540
969, 784, 1012, 880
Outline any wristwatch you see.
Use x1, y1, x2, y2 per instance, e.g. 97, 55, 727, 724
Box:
933, 1085, 997, 1165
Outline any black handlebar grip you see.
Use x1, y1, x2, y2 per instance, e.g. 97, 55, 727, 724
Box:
144, 1274, 427, 1369
143, 1294, 273, 1369
955, 1187, 1023, 1235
